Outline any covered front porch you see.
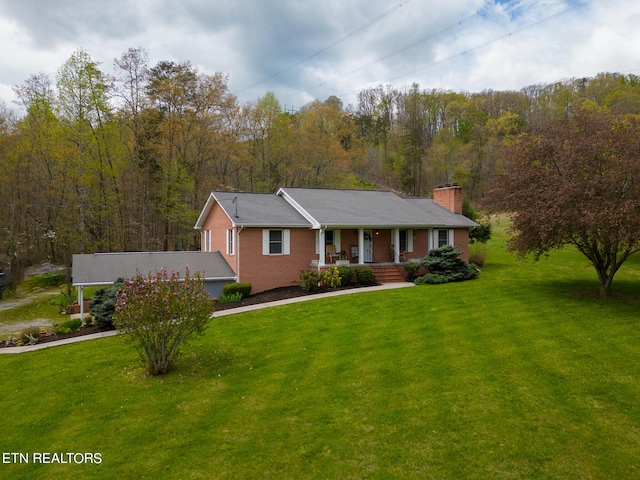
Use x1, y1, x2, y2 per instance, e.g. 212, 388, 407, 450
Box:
315, 227, 430, 267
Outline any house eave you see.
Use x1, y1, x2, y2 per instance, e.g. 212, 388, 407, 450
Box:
276, 188, 321, 229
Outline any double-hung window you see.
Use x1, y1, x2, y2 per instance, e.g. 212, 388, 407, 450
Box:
226, 229, 235, 255
436, 229, 453, 248
263, 229, 290, 255
438, 229, 449, 247
269, 230, 282, 254
399, 230, 407, 253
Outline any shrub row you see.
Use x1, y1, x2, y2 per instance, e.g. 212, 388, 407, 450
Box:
299, 266, 376, 292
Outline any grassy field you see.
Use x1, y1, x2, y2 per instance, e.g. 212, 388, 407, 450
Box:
1, 223, 639, 479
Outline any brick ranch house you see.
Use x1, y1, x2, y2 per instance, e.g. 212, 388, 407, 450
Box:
194, 185, 478, 294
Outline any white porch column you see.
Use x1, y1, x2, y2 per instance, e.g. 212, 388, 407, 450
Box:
319, 228, 326, 267
79, 286, 84, 320
393, 228, 401, 263
358, 228, 365, 265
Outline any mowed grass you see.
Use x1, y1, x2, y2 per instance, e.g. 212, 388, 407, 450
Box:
1, 223, 640, 479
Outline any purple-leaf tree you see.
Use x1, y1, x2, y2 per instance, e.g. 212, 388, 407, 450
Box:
113, 267, 214, 375
484, 110, 640, 297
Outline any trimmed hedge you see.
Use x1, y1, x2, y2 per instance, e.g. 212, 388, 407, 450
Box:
222, 282, 252, 299
337, 266, 356, 286
354, 266, 376, 286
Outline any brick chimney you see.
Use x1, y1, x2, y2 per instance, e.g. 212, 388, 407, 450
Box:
433, 184, 462, 214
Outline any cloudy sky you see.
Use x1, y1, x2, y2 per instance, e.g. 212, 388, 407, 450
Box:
0, 0, 639, 112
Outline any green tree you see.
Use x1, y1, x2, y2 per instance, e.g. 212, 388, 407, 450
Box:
56, 49, 123, 254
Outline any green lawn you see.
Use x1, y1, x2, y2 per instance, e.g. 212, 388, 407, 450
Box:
1, 224, 640, 479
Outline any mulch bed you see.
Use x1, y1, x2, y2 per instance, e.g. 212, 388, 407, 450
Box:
213, 284, 366, 311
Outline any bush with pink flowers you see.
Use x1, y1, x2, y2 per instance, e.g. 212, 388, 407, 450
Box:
113, 268, 214, 375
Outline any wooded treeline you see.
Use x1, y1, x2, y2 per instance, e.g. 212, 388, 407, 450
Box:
2, 47, 640, 275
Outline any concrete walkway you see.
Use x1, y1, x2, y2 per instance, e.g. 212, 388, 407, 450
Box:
1, 282, 415, 354
213, 282, 414, 317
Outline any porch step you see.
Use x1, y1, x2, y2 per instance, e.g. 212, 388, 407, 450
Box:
372, 265, 407, 284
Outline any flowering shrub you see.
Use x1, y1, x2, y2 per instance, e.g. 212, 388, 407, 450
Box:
300, 269, 322, 292
113, 268, 214, 376
322, 267, 341, 288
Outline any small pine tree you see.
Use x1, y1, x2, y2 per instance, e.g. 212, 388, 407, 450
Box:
89, 278, 125, 328
418, 245, 478, 283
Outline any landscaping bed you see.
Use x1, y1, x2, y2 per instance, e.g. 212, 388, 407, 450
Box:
213, 284, 366, 311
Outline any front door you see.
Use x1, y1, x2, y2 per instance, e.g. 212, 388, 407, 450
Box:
364, 229, 373, 262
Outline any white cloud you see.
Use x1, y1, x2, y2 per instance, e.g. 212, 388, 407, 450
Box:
0, 0, 639, 113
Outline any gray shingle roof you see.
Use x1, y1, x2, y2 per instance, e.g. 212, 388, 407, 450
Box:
72, 251, 235, 286
195, 192, 310, 228
278, 188, 427, 227
405, 198, 479, 228
195, 188, 479, 230
278, 188, 478, 228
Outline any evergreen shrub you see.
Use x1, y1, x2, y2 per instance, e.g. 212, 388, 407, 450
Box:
354, 267, 376, 286
404, 262, 421, 281
222, 282, 252, 298
90, 278, 125, 328
337, 266, 355, 286
416, 245, 479, 284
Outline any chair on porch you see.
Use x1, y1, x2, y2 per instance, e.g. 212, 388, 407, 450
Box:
350, 245, 359, 263
390, 244, 407, 262
326, 244, 341, 263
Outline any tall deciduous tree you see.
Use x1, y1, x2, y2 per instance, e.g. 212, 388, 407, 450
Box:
56, 49, 121, 254
484, 110, 640, 296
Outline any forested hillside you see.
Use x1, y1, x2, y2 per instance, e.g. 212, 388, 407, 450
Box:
1, 47, 640, 275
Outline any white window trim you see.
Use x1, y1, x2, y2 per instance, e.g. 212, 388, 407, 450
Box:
204, 230, 212, 252
400, 229, 414, 253
433, 228, 454, 248
226, 229, 235, 255
263, 229, 290, 255
316, 229, 340, 254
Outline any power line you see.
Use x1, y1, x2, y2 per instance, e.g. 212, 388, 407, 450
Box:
329, 1, 509, 85
298, 0, 597, 103
237, 1, 411, 95
389, 0, 597, 81
278, 1, 511, 104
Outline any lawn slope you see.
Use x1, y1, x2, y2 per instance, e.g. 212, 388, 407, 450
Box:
1, 228, 639, 479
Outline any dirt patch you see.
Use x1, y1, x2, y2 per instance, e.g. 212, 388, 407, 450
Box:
0, 290, 58, 311
0, 318, 54, 337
